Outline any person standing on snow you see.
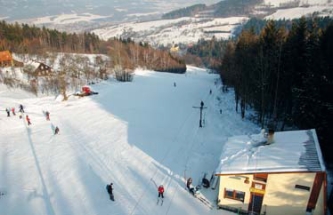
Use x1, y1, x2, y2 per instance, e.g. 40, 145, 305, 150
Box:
26, 115, 31, 125
45, 111, 50, 121
19, 104, 24, 113
186, 177, 193, 190
158, 185, 164, 198
11, 107, 16, 116
5, 108, 10, 117
54, 126, 59, 135
108, 183, 113, 195
106, 182, 114, 201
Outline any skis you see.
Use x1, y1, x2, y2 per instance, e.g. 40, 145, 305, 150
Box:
186, 187, 214, 210
156, 197, 164, 206
194, 194, 214, 210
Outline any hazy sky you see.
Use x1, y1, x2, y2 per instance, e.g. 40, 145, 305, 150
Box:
0, 0, 221, 21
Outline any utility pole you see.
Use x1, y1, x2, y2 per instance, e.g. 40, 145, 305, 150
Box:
193, 101, 207, 128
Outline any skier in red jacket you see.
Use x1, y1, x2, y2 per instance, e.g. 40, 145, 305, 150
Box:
158, 185, 164, 198
26, 115, 31, 125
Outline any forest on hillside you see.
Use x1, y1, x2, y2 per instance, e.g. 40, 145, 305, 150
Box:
0, 21, 186, 97
0, 21, 186, 73
161, 0, 264, 20
213, 0, 263, 17
220, 17, 333, 160
162, 4, 207, 19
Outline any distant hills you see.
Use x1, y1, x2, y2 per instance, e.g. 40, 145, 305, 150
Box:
91, 0, 332, 48
162, 0, 263, 19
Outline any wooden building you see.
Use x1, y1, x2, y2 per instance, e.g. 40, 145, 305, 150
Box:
0, 51, 24, 67
0, 51, 14, 67
215, 129, 327, 215
33, 62, 52, 76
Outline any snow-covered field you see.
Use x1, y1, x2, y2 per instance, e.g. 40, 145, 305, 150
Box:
2, 0, 332, 45
0, 66, 262, 215
265, 5, 333, 19
90, 1, 333, 46
264, 0, 330, 7
92, 16, 248, 46
1, 66, 332, 214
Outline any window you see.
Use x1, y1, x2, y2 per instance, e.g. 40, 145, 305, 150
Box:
295, 184, 310, 191
224, 188, 245, 202
253, 173, 268, 182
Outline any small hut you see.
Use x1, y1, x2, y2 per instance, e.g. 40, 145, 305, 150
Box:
0, 51, 14, 67
33, 62, 52, 76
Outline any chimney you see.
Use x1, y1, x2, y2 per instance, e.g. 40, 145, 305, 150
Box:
266, 129, 275, 145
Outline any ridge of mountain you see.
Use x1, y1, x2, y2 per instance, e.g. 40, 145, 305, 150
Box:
1, 0, 332, 47
91, 0, 333, 47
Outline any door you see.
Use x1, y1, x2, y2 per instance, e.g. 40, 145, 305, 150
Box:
248, 193, 264, 215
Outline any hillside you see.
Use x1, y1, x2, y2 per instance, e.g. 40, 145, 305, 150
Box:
0, 20, 187, 79
0, 66, 262, 215
91, 0, 333, 48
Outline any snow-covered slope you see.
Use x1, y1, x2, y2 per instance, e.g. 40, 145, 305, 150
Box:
92, 16, 248, 47
264, 0, 330, 7
0, 67, 261, 215
90, 0, 333, 46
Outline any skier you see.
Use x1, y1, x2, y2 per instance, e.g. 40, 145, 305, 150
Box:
202, 175, 210, 188
26, 115, 31, 125
106, 182, 114, 201
5, 108, 10, 117
187, 178, 194, 194
158, 185, 164, 198
109, 183, 113, 195
186, 177, 198, 195
19, 104, 24, 113
210, 89, 212, 95
54, 126, 59, 135
11, 107, 16, 116
174, 82, 176, 87
186, 177, 193, 190
45, 111, 50, 121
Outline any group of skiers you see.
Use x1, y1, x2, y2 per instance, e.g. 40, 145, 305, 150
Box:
3, 104, 59, 135
5, 104, 24, 118
106, 178, 205, 203
105, 183, 165, 202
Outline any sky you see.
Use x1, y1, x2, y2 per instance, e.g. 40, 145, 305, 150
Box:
1, 66, 331, 215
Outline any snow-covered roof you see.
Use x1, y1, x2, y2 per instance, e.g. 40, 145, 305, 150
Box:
216, 129, 326, 175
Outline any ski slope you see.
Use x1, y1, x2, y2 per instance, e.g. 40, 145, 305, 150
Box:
1, 66, 262, 215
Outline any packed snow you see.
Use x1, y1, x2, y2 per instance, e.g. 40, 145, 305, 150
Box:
0, 66, 331, 215
0, 66, 261, 215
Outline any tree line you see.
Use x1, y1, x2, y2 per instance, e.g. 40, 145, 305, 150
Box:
0, 21, 100, 54
161, 0, 263, 20
0, 21, 186, 101
0, 20, 186, 73
162, 4, 206, 19
220, 17, 333, 159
